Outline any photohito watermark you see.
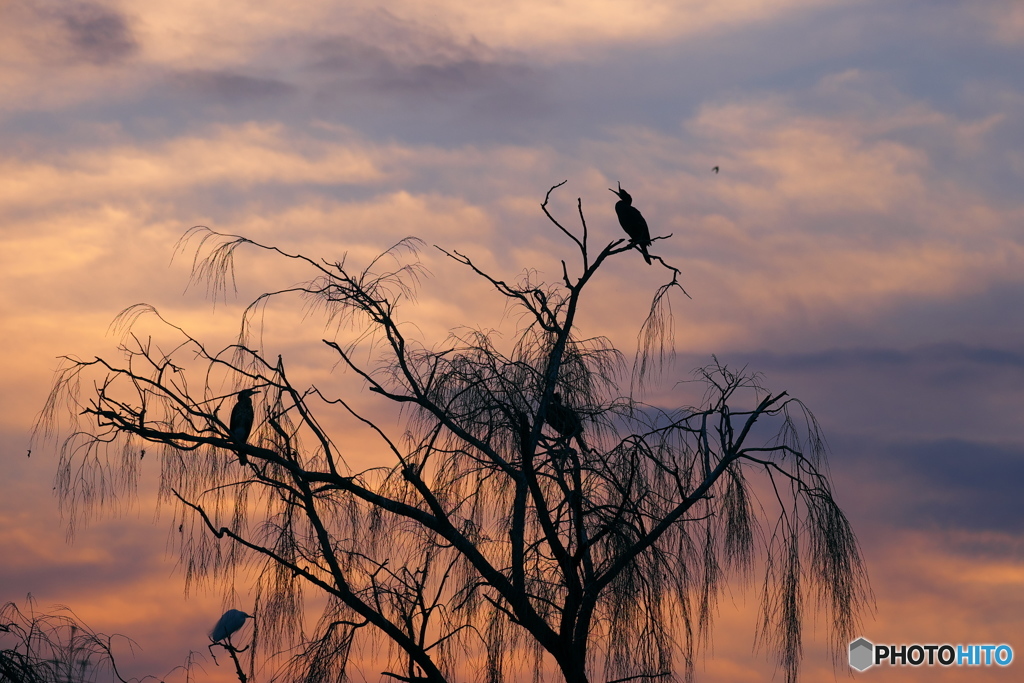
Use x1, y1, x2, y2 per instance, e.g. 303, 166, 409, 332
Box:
849, 638, 1013, 671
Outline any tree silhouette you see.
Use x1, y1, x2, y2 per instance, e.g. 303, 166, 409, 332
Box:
0, 596, 143, 683
35, 182, 870, 683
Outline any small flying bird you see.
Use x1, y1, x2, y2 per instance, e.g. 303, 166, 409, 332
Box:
609, 182, 652, 265
229, 388, 259, 465
210, 609, 253, 644
712, 166, 719, 173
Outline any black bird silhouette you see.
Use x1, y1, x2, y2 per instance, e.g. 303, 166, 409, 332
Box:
544, 392, 588, 461
545, 393, 581, 439
712, 166, 719, 173
229, 389, 259, 464
609, 182, 652, 265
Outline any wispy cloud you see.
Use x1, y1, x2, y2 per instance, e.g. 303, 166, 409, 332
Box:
168, 69, 297, 102
60, 1, 138, 65
0, 1, 137, 67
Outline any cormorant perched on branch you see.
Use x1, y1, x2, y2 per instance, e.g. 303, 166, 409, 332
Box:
544, 393, 589, 465
609, 182, 652, 265
545, 392, 583, 441
229, 389, 259, 464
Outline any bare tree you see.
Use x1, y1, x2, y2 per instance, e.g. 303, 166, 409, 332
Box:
35, 182, 870, 683
0, 596, 148, 683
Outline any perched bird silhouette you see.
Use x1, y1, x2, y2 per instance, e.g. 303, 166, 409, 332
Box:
609, 182, 652, 265
544, 392, 589, 463
545, 392, 585, 446
210, 609, 253, 644
229, 388, 259, 465
545, 393, 581, 439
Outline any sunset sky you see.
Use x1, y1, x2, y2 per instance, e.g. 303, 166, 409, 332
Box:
2, 1, 1023, 681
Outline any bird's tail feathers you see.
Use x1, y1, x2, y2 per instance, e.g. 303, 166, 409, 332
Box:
639, 243, 652, 265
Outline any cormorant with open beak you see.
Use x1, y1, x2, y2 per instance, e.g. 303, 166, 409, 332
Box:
610, 182, 652, 265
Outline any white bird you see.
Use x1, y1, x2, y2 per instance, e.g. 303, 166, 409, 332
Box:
210, 609, 253, 644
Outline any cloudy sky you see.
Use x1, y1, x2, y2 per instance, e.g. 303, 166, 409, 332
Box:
2, 0, 1023, 681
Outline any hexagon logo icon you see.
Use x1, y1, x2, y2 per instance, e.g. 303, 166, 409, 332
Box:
849, 637, 874, 671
